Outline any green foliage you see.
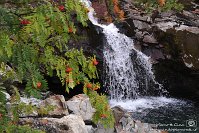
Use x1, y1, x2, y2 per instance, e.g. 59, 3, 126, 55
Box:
134, 0, 184, 13
0, 0, 98, 97
88, 90, 115, 128
162, 0, 184, 12
0, 63, 44, 132
4, 125, 45, 133
65, 49, 99, 93
0, 0, 114, 131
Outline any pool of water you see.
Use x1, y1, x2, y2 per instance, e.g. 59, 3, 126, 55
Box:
110, 97, 199, 133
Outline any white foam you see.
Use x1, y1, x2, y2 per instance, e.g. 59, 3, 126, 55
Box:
109, 97, 185, 112
82, 0, 166, 100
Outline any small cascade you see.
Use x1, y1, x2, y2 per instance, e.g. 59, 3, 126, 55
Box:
80, 2, 199, 128
82, 1, 166, 100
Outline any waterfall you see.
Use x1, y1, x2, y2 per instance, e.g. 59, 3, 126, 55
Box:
83, 1, 166, 100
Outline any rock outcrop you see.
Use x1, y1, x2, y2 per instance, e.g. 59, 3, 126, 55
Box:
19, 114, 88, 133
113, 0, 199, 100
16, 95, 167, 133
66, 94, 96, 121
112, 106, 165, 133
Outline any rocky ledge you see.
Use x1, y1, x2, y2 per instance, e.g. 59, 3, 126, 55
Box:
5, 93, 167, 133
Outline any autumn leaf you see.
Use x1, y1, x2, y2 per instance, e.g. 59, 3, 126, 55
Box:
157, 0, 166, 7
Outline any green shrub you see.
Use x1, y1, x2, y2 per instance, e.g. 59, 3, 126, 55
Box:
87, 90, 115, 128
0, 0, 114, 131
134, 0, 184, 13
0, 0, 99, 98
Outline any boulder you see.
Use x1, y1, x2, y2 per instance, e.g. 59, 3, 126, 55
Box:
112, 106, 165, 133
17, 95, 68, 117
94, 124, 115, 133
19, 114, 88, 133
66, 94, 96, 121
133, 20, 151, 30
143, 34, 158, 44
39, 95, 69, 117
112, 106, 126, 125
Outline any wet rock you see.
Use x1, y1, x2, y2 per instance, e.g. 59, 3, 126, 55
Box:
113, 110, 163, 133
154, 27, 199, 69
66, 94, 96, 121
112, 106, 126, 125
118, 113, 135, 132
115, 21, 135, 37
143, 48, 165, 60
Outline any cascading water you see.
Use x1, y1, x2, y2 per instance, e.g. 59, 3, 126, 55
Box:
82, 3, 199, 132
84, 2, 165, 100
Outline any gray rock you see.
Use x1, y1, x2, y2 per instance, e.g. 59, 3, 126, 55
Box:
19, 114, 88, 133
135, 31, 144, 39
39, 95, 69, 117
148, 129, 161, 133
112, 106, 126, 125
50, 115, 88, 133
2, 91, 11, 100
94, 124, 114, 133
155, 22, 178, 32
133, 20, 151, 30
19, 97, 42, 117
18, 95, 68, 117
86, 125, 95, 133
118, 114, 135, 132
143, 35, 158, 44
66, 94, 96, 121
20, 97, 42, 106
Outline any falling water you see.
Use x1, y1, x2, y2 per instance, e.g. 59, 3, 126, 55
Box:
81, 3, 199, 131
82, 2, 166, 100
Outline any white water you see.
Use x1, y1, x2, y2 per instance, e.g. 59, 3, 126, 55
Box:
80, 4, 199, 130
109, 96, 186, 112
85, 3, 165, 99
81, 1, 186, 111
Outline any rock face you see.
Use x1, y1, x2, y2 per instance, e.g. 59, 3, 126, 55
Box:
113, 0, 199, 100
119, 0, 199, 68
66, 94, 96, 121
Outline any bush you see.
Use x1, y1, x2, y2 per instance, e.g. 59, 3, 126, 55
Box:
134, 0, 184, 13
0, 0, 98, 97
0, 0, 114, 131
